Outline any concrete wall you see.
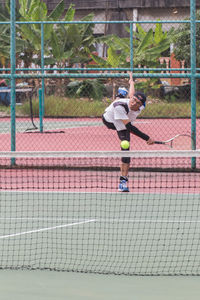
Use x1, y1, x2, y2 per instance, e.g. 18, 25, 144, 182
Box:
73, 7, 190, 35
137, 7, 190, 31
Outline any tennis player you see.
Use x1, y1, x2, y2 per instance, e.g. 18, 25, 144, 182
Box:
102, 72, 154, 192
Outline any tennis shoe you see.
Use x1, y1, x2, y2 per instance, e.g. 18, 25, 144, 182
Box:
118, 180, 129, 192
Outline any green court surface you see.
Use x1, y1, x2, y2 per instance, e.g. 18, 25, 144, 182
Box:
0, 120, 102, 133
0, 270, 199, 300
1, 191, 200, 275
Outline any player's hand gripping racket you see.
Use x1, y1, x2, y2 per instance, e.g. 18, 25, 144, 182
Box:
154, 134, 193, 150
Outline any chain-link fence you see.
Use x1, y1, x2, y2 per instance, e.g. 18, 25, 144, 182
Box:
0, 0, 199, 152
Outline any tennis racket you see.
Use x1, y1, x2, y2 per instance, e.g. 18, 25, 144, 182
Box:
155, 134, 193, 150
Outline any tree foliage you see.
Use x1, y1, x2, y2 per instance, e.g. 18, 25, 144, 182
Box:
89, 22, 175, 95
173, 10, 200, 67
90, 22, 174, 69
0, 0, 26, 67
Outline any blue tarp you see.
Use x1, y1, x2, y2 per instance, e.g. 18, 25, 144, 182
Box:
0, 87, 10, 106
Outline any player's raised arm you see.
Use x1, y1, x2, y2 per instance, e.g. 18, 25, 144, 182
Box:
128, 72, 135, 100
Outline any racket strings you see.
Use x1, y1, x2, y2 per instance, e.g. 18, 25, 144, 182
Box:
172, 135, 192, 150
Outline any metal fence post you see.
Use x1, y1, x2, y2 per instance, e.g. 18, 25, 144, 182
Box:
10, 0, 16, 165
190, 0, 196, 168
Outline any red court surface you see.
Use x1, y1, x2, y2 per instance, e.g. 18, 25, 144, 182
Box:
0, 118, 199, 151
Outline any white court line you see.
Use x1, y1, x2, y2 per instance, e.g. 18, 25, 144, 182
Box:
41, 120, 151, 131
1, 190, 199, 196
0, 219, 95, 239
134, 121, 151, 124
49, 122, 151, 130
0, 217, 200, 224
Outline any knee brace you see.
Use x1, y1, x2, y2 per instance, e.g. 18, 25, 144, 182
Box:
121, 156, 130, 164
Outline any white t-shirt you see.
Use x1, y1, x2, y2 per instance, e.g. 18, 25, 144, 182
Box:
103, 98, 144, 131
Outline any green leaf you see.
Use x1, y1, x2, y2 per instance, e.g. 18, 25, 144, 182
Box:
20, 24, 40, 46
154, 21, 163, 44
81, 13, 94, 22
63, 50, 74, 60
136, 24, 146, 38
19, 0, 27, 16
51, 31, 63, 58
27, 0, 41, 18
31, 5, 46, 24
146, 39, 170, 56
89, 53, 108, 67
136, 29, 154, 53
48, 0, 64, 21
107, 47, 120, 67
111, 36, 129, 52
66, 25, 81, 47
44, 24, 54, 40
63, 4, 75, 21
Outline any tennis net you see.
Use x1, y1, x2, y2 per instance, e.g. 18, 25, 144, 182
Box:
0, 150, 200, 275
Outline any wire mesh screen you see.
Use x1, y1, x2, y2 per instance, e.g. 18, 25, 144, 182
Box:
0, 1, 198, 152
0, 150, 200, 275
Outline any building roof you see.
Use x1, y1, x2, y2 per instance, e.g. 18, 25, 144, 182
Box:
43, 0, 200, 10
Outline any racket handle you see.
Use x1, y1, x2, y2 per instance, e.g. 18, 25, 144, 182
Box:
154, 141, 165, 144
